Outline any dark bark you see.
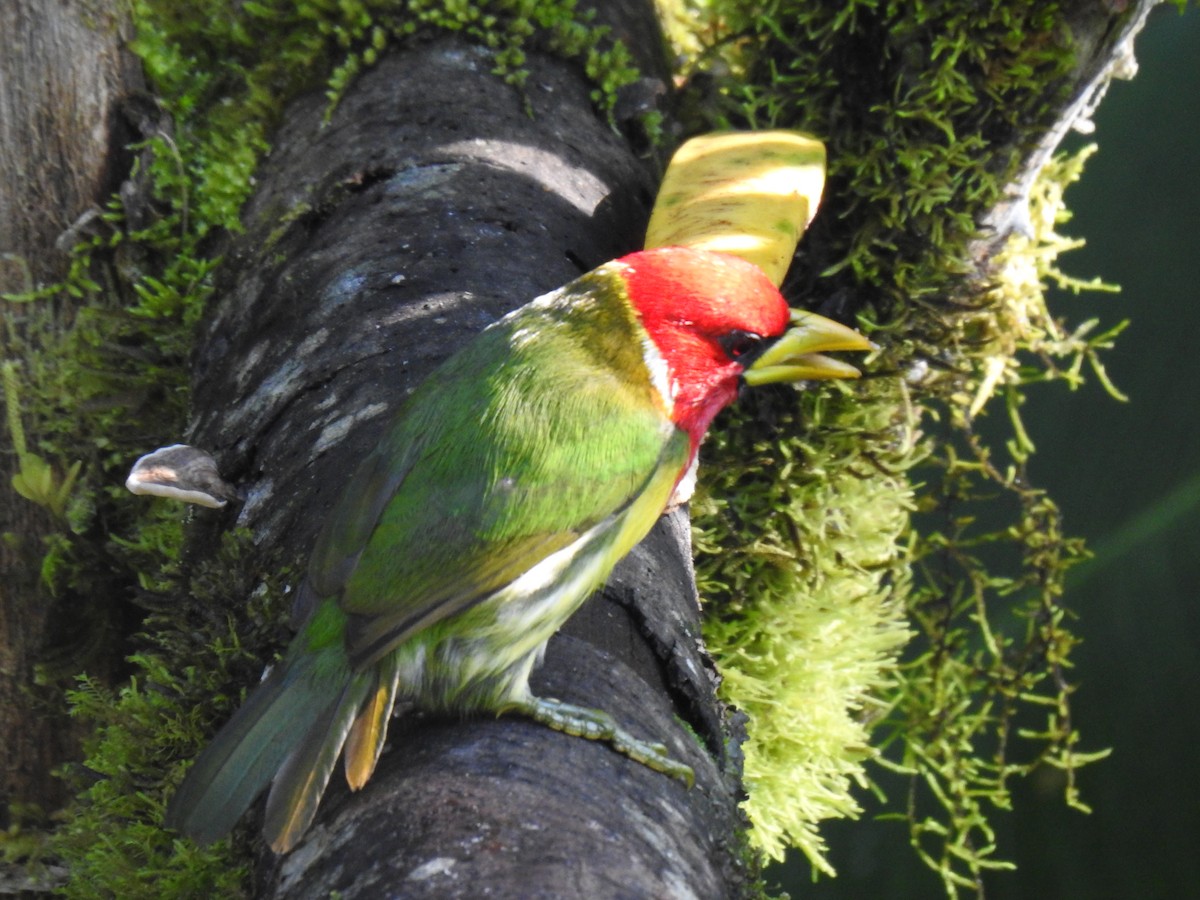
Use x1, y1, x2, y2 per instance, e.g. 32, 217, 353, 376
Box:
0, 0, 142, 822
186, 22, 749, 899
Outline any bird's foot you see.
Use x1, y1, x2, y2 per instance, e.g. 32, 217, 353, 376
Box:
505, 696, 695, 788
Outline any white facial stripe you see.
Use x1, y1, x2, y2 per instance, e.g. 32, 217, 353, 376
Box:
640, 334, 675, 415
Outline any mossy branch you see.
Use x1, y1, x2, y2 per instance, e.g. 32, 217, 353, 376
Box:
679, 0, 1160, 893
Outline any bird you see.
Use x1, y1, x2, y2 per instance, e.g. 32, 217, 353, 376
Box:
164, 245, 871, 853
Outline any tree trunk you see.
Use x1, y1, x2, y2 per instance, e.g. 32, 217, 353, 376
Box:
183, 16, 751, 898
0, 0, 142, 824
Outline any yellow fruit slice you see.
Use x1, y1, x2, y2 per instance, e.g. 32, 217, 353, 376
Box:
644, 131, 826, 287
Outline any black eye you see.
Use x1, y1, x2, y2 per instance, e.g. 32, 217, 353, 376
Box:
719, 329, 763, 361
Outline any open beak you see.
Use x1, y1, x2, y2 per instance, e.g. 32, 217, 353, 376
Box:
742, 310, 873, 386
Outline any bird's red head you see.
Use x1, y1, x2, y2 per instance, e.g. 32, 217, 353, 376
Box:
617, 247, 792, 447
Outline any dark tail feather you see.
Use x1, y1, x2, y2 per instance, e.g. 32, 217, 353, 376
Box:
261, 675, 372, 853
164, 653, 342, 846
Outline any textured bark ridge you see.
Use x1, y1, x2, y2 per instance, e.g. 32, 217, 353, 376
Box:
187, 32, 747, 900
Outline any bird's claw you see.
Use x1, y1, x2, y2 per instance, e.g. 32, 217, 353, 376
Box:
506, 696, 695, 788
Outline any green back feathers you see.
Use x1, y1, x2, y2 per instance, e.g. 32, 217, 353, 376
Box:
309, 269, 679, 662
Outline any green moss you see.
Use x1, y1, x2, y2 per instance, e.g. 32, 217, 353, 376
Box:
696, 378, 916, 869
130, 0, 643, 132
684, 1, 1124, 893
882, 146, 1116, 894
50, 530, 291, 898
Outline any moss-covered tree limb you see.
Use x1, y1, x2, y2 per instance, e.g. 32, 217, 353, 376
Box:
686, 0, 1173, 894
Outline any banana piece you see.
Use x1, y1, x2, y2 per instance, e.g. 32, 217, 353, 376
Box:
645, 131, 826, 287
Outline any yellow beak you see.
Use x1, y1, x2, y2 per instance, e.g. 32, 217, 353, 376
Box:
743, 310, 873, 386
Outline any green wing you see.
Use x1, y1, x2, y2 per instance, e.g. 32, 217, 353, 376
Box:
304, 284, 688, 669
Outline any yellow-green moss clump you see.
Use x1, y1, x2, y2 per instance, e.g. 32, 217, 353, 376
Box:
697, 378, 917, 868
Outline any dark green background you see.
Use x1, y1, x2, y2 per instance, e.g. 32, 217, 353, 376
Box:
780, 6, 1200, 897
